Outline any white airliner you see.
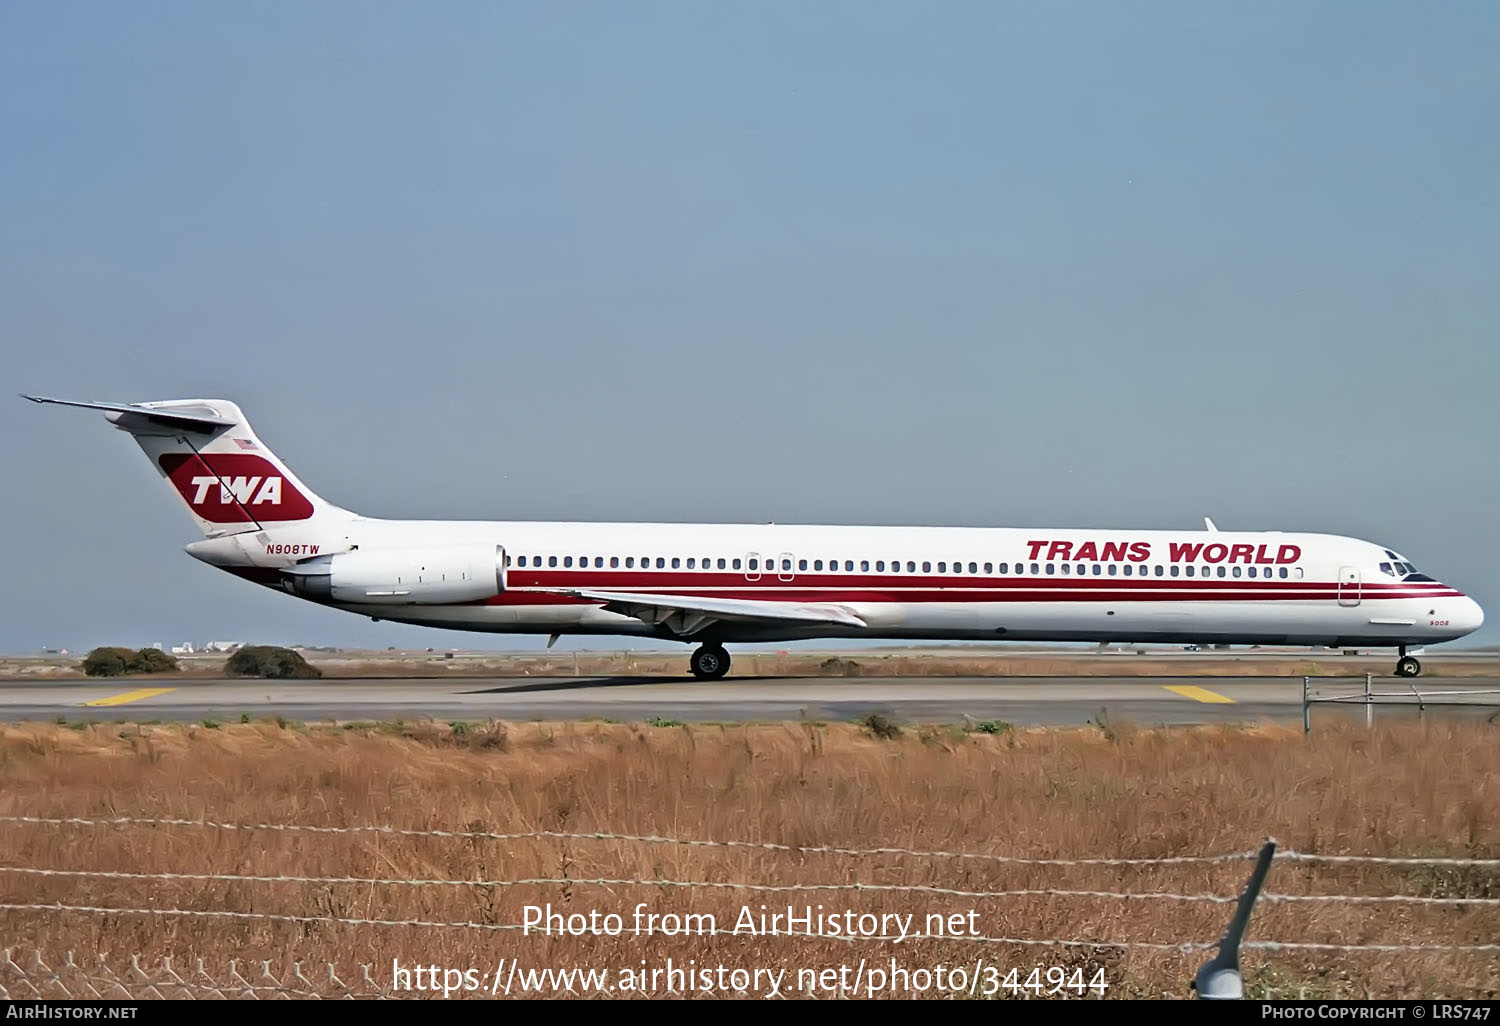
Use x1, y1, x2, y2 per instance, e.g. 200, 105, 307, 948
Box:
27, 396, 1484, 680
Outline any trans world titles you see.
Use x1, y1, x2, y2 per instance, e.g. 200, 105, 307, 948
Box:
1024, 539, 1302, 564
523, 904, 980, 943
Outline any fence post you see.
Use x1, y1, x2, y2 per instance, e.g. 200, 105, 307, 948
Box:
1195, 839, 1277, 999
1365, 672, 1372, 728
1302, 677, 1310, 735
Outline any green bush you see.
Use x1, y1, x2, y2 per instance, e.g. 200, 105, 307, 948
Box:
81, 647, 180, 677
127, 648, 178, 674
82, 647, 133, 677
860, 712, 902, 740
224, 646, 322, 679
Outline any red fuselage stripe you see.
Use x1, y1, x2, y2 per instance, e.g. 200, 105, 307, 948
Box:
481, 572, 1460, 606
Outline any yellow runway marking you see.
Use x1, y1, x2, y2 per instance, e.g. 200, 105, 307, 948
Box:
1163, 685, 1235, 704
83, 687, 176, 707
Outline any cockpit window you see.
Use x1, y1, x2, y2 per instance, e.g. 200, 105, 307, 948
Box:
1384, 558, 1437, 582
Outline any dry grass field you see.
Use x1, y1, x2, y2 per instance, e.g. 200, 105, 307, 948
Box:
0, 716, 1496, 999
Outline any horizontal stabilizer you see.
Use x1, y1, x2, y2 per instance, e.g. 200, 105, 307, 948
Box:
23, 395, 237, 432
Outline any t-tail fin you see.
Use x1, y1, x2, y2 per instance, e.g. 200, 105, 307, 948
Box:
24, 396, 357, 536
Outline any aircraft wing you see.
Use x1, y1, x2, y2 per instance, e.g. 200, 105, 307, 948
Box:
547, 589, 867, 637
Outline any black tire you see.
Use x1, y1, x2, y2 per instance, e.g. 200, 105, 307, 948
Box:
1396, 656, 1421, 678
690, 646, 731, 680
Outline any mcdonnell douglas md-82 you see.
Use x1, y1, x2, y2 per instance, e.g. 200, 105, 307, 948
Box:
27, 396, 1484, 679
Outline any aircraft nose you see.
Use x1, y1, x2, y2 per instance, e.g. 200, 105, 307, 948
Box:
1458, 595, 1485, 634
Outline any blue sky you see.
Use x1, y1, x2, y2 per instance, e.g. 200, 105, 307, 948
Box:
1, 2, 1496, 652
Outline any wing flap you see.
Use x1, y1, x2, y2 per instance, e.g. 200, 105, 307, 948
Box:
548, 588, 867, 635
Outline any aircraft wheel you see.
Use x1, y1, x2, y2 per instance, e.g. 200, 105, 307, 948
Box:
1395, 656, 1421, 678
690, 645, 731, 680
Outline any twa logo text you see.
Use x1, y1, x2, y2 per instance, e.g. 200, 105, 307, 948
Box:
158, 452, 316, 523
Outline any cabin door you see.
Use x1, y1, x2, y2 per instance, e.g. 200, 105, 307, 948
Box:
1337, 566, 1361, 607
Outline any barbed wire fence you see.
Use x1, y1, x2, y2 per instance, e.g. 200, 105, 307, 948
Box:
0, 816, 1496, 999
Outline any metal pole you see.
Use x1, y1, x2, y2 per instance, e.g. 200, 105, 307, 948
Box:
1302, 677, 1310, 735
1365, 672, 1372, 728
1195, 839, 1277, 999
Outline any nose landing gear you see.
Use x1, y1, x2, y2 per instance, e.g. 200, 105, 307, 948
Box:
1395, 649, 1422, 678
690, 644, 731, 681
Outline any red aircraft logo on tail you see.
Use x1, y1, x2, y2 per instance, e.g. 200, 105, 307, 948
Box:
158, 453, 315, 523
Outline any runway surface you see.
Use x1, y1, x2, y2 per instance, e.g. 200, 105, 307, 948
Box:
2, 674, 1498, 726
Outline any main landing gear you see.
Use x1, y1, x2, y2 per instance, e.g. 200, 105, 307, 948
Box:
690, 644, 731, 681
1395, 648, 1422, 678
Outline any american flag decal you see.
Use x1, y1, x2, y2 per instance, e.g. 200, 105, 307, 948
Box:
234, 438, 258, 450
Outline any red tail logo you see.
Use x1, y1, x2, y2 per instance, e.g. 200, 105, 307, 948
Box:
158, 453, 315, 523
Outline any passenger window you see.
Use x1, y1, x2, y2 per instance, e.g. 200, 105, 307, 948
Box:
1108, 564, 1117, 576
906, 561, 916, 572
1030, 563, 1039, 574
548, 556, 557, 567
563, 556, 573, 567
717, 558, 726, 569
656, 557, 665, 568
783, 559, 792, 571
860, 560, 870, 571
670, 557, 680, 568
595, 557, 604, 568
686, 558, 695, 569
1045, 563, 1055, 575
1061, 563, 1071, 574
1232, 566, 1242, 578
1123, 565, 1132, 576
732, 558, 742, 570
937, 562, 947, 573
517, 556, 527, 567
1170, 565, 1179, 577
814, 560, 824, 571
1154, 565, 1164, 577
1014, 563, 1023, 575
1184, 566, 1193, 577
875, 561, 885, 571
749, 558, 758, 570
1092, 564, 1102, 575
610, 556, 619, 568
625, 557, 634, 568
1217, 566, 1227, 578
983, 562, 993, 574
844, 560, 854, 571
998, 563, 1008, 574
799, 559, 808, 571
965, 562, 975, 574
922, 561, 932, 573
1295, 567, 1303, 578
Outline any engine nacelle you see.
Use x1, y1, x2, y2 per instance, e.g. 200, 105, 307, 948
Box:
282, 544, 506, 604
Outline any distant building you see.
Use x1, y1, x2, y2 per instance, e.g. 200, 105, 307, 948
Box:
203, 641, 243, 653
170, 643, 195, 655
